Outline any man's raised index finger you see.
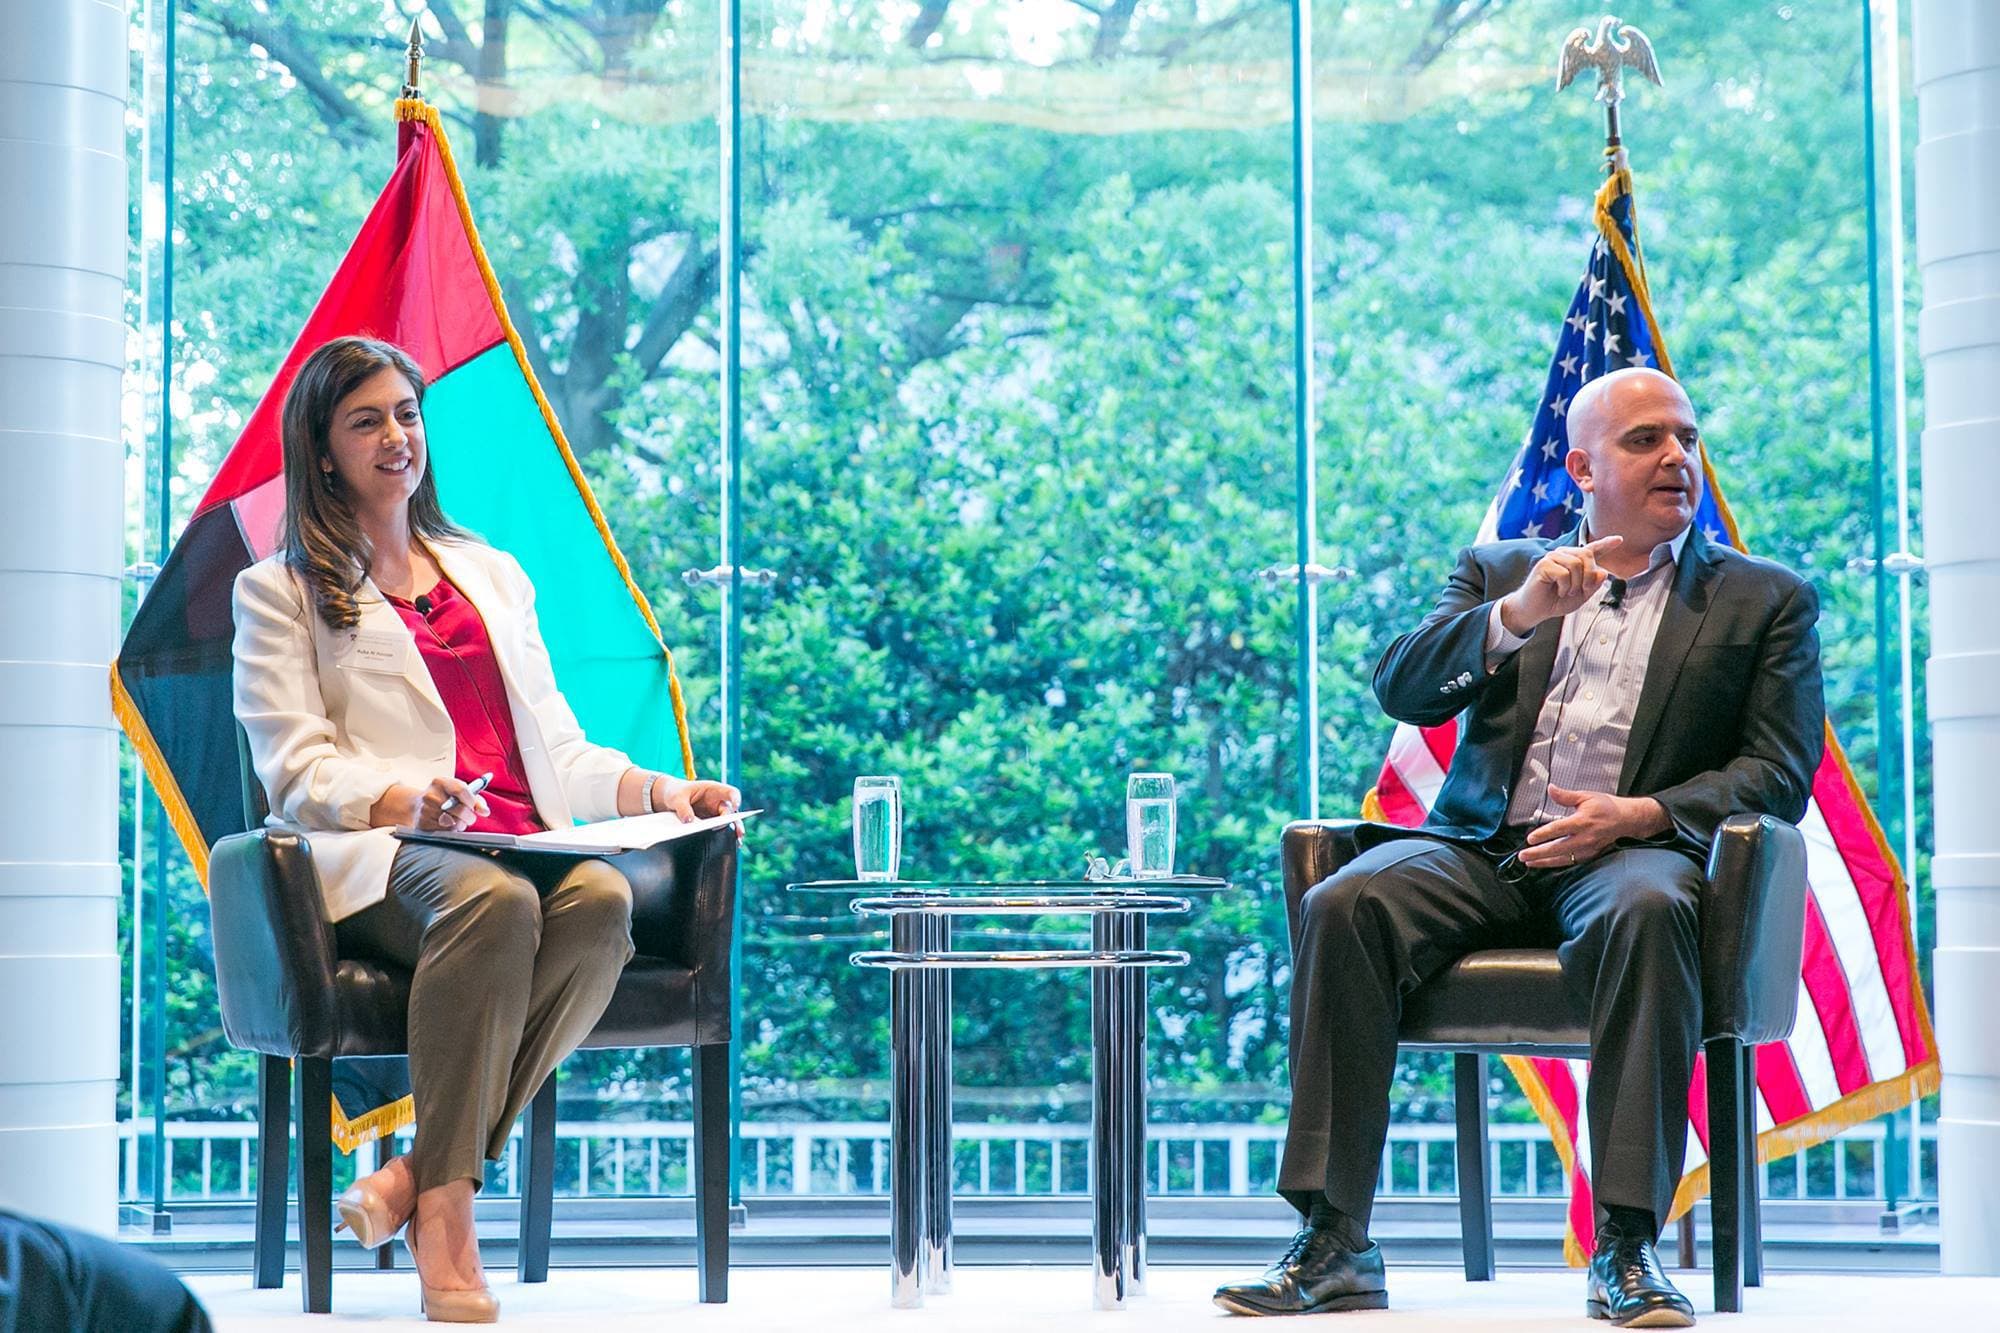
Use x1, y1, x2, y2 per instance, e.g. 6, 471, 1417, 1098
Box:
1582, 534, 1625, 553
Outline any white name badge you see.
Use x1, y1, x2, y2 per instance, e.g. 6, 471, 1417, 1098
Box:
339, 629, 411, 675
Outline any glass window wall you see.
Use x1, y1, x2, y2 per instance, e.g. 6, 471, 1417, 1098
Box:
117, 0, 1934, 1240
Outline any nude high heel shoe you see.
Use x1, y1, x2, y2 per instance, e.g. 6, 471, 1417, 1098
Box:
334, 1178, 410, 1250
404, 1216, 500, 1324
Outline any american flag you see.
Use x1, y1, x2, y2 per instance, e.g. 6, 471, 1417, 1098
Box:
1363, 162, 1939, 1262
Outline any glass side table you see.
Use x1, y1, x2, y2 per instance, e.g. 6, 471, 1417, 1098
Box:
786, 877, 1229, 1310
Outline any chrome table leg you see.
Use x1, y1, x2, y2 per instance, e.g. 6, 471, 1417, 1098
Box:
923, 909, 954, 1293
890, 910, 925, 1308
1121, 909, 1148, 1295
1090, 912, 1129, 1309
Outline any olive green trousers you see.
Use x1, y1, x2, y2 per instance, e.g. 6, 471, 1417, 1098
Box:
336, 844, 635, 1193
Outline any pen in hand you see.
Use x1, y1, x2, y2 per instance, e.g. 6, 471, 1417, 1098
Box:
439, 772, 493, 820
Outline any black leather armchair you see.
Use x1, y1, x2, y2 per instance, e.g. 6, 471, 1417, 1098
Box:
1282, 814, 1808, 1314
209, 728, 738, 1313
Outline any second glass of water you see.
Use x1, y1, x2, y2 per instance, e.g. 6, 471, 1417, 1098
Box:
1126, 772, 1177, 878
852, 775, 902, 882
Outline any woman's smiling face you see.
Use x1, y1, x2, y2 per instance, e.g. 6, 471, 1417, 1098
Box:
320, 366, 426, 513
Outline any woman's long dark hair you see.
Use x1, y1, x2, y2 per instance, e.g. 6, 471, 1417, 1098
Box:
279, 336, 470, 629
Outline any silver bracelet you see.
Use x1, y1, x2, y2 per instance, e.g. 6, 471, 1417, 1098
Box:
640, 773, 657, 815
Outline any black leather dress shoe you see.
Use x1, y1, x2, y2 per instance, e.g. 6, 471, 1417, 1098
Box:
1212, 1227, 1388, 1316
1586, 1221, 1695, 1327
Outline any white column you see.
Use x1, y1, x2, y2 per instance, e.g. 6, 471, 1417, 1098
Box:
0, 0, 127, 1233
1915, 0, 2000, 1276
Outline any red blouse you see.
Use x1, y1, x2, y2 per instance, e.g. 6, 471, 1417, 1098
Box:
386, 577, 546, 835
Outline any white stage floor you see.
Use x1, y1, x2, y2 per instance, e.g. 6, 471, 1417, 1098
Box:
190, 1263, 1997, 1331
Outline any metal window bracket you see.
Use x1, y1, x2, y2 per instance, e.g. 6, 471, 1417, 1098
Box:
1846, 551, 1925, 577
1253, 562, 1355, 586
120, 1202, 172, 1235
682, 564, 777, 588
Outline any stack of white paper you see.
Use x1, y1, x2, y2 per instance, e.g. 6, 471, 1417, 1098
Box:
518, 808, 760, 852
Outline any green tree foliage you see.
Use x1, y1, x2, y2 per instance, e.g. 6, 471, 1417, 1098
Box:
127, 0, 1918, 1158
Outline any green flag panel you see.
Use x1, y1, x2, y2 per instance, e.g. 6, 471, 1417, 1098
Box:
427, 344, 686, 792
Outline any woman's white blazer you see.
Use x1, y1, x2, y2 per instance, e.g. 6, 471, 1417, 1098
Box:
230, 537, 677, 922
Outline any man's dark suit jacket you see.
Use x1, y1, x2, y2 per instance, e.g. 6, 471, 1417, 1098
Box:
1371, 526, 1826, 859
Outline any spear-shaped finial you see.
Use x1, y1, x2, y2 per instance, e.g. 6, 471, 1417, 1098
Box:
402, 14, 426, 100
1556, 16, 1663, 170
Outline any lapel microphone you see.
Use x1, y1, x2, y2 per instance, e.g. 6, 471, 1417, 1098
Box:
1603, 576, 1628, 610
414, 594, 434, 616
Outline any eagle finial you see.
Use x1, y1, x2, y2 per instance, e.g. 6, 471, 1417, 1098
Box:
1556, 15, 1663, 108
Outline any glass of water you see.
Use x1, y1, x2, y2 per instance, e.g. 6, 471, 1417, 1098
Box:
852, 775, 903, 882
1125, 772, 1177, 879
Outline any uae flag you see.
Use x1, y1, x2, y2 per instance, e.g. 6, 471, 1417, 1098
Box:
1363, 157, 1939, 1263
111, 98, 696, 1146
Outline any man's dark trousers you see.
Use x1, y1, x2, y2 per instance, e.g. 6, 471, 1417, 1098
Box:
1276, 833, 1703, 1233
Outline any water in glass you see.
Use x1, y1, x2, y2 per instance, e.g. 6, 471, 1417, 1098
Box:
1125, 773, 1176, 878
852, 776, 902, 881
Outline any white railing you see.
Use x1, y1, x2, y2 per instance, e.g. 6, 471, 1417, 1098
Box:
122, 1110, 1937, 1206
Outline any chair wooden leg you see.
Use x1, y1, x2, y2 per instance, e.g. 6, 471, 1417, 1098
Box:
1705, 1039, 1743, 1315
518, 1074, 557, 1283
296, 1056, 334, 1315
1453, 1052, 1496, 1282
1740, 1043, 1764, 1288
692, 1042, 733, 1304
253, 1055, 291, 1290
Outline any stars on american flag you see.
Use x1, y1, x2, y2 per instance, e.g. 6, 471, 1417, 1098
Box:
1489, 175, 1730, 546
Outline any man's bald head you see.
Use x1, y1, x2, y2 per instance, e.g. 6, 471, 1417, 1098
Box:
1564, 366, 1703, 558
1566, 367, 1692, 460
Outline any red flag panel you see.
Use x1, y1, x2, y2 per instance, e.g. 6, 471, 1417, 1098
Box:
193, 119, 504, 517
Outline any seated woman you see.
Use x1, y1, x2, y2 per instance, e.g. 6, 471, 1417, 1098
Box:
232, 335, 739, 1323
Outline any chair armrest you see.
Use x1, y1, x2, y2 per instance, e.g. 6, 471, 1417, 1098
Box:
1282, 819, 1368, 952
207, 828, 341, 1058
621, 826, 740, 1043
1699, 813, 1809, 1044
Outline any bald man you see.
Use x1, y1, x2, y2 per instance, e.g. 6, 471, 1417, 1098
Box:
1216, 370, 1824, 1327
